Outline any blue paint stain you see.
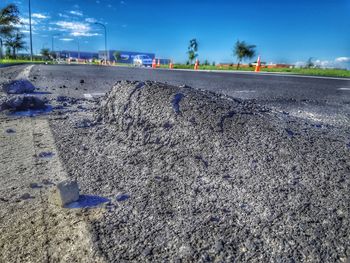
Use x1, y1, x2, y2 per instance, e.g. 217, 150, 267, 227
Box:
285, 129, 294, 137
9, 105, 52, 117
38, 151, 55, 158
65, 195, 110, 209
116, 194, 130, 202
171, 93, 184, 114
5, 128, 16, 134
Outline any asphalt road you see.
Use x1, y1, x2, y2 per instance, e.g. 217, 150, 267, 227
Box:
28, 64, 350, 126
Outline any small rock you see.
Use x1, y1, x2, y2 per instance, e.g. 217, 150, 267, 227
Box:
215, 240, 224, 252
20, 193, 31, 200
80, 79, 85, 84
49, 179, 80, 207
29, 183, 39, 188
142, 247, 153, 257
42, 179, 52, 185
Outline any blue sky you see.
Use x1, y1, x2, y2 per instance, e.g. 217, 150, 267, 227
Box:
3, 0, 350, 67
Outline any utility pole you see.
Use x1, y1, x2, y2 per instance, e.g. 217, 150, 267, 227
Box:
29, 0, 33, 61
77, 39, 80, 60
95, 22, 108, 63
52, 33, 60, 57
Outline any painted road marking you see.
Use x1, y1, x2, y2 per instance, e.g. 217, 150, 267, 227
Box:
84, 93, 105, 99
83, 94, 93, 99
338, 88, 350, 91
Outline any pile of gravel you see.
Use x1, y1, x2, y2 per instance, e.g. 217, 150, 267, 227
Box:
1, 79, 36, 94
51, 81, 349, 262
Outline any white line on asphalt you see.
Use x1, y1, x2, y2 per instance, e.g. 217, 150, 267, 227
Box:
91, 92, 106, 96
338, 88, 350, 91
83, 94, 93, 99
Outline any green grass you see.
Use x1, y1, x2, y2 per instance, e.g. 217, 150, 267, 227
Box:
164, 64, 350, 78
0, 59, 47, 64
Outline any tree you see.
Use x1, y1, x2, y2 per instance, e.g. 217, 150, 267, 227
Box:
233, 40, 256, 69
187, 38, 198, 65
4, 30, 26, 58
40, 48, 50, 60
306, 57, 314, 68
113, 51, 121, 62
203, 59, 210, 66
0, 4, 20, 59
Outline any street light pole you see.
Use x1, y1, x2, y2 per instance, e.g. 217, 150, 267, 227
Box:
29, 0, 33, 61
95, 22, 108, 63
77, 39, 80, 61
52, 34, 60, 55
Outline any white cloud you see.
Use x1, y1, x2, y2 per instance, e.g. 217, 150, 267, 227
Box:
55, 21, 99, 37
120, 1, 125, 4
85, 18, 97, 23
20, 17, 37, 25
60, 38, 74, 41
107, 4, 112, 8
96, 0, 100, 3
69, 10, 83, 16
335, 57, 350, 63
32, 13, 49, 19
58, 13, 69, 18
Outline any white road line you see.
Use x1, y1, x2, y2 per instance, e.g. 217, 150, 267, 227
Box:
83, 94, 93, 99
91, 92, 106, 96
15, 65, 34, 80
338, 88, 350, 91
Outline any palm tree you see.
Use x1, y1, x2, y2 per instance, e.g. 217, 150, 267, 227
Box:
188, 38, 198, 65
0, 4, 20, 59
233, 40, 256, 69
4, 31, 26, 58
113, 51, 121, 62
40, 48, 50, 60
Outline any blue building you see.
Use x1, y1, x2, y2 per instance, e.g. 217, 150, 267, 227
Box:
99, 50, 155, 63
57, 50, 99, 60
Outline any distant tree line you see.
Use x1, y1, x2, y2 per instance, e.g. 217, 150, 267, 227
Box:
186, 38, 257, 69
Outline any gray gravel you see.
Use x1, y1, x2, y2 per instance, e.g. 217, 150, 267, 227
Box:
49, 81, 350, 262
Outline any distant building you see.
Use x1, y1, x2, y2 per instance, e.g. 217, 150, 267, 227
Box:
99, 50, 155, 63
57, 50, 99, 60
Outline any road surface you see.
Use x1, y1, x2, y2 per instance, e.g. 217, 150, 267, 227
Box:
28, 64, 350, 126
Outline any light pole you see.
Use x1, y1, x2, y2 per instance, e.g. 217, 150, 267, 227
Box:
52, 33, 60, 57
77, 39, 80, 61
94, 22, 108, 63
28, 0, 33, 61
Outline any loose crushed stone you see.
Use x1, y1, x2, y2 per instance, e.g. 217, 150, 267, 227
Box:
48, 80, 349, 262
1, 79, 36, 94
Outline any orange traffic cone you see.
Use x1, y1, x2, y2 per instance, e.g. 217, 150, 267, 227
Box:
157, 59, 160, 68
255, 56, 261, 72
194, 59, 199, 70
169, 60, 174, 69
152, 58, 156, 69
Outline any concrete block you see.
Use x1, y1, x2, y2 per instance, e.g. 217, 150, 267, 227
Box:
50, 179, 80, 207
